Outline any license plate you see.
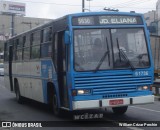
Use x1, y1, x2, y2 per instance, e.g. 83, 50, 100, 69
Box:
109, 99, 124, 105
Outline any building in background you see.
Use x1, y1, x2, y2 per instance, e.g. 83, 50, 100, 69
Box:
156, 0, 160, 35
0, 1, 51, 53
144, 10, 156, 26
144, 10, 157, 35
0, 14, 51, 37
0, 15, 51, 52
144, 0, 160, 36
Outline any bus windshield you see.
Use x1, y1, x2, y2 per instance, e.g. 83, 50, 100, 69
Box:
74, 28, 150, 71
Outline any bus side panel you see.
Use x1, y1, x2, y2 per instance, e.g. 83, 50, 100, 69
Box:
30, 61, 44, 102
17, 61, 31, 98
12, 62, 23, 91
4, 63, 10, 91
16, 62, 24, 96
41, 60, 59, 104
14, 61, 45, 103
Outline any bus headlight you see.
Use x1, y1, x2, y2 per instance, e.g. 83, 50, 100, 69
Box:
77, 89, 91, 95
138, 86, 148, 90
72, 89, 92, 96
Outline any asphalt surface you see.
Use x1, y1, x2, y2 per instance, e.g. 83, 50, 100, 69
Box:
0, 76, 160, 130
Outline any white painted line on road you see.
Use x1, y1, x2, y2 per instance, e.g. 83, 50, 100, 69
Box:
127, 127, 144, 130
131, 106, 160, 113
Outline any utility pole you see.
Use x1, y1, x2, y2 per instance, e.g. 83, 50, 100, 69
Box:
86, 0, 92, 11
82, 0, 85, 12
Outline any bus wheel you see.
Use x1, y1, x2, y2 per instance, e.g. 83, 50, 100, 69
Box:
52, 94, 60, 116
112, 106, 128, 115
15, 81, 23, 104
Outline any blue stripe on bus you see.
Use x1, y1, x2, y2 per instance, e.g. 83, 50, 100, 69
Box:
41, 60, 52, 103
41, 60, 60, 106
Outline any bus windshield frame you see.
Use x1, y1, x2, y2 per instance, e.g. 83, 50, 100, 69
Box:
73, 27, 150, 72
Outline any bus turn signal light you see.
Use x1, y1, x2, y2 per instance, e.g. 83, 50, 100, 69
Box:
72, 90, 77, 96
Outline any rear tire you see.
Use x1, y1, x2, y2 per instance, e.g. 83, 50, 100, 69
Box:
15, 81, 23, 104
52, 93, 61, 116
112, 106, 128, 115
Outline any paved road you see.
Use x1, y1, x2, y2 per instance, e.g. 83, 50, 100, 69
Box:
0, 76, 160, 130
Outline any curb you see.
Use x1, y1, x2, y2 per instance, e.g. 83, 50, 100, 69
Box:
154, 96, 160, 101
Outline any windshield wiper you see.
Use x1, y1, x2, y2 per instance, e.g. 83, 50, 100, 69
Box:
94, 50, 110, 73
93, 37, 110, 73
116, 38, 135, 71
119, 49, 135, 71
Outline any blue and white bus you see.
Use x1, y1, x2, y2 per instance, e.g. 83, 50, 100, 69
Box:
4, 12, 154, 115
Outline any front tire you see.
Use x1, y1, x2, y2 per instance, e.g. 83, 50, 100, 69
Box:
112, 106, 128, 115
15, 81, 23, 104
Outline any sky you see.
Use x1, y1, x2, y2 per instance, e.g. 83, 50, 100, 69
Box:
6, 0, 159, 19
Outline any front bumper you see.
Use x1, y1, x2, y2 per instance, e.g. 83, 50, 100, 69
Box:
72, 95, 154, 110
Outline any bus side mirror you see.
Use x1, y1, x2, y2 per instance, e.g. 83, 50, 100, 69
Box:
64, 31, 70, 44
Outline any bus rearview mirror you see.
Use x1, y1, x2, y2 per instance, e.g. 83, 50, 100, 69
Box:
64, 31, 70, 44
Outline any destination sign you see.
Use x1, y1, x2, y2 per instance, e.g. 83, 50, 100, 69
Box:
72, 15, 143, 26
99, 16, 138, 24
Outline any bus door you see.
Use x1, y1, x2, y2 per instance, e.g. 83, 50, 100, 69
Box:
55, 31, 69, 108
9, 45, 13, 91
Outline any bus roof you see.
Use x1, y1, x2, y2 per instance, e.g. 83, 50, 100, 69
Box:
7, 11, 144, 40
68, 11, 143, 17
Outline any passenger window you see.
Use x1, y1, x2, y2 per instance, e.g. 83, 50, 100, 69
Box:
31, 31, 40, 59
23, 35, 30, 60
31, 45, 40, 59
23, 47, 30, 60
41, 27, 52, 58
41, 43, 52, 58
31, 31, 40, 45
42, 27, 52, 42
16, 49, 22, 61
15, 38, 23, 61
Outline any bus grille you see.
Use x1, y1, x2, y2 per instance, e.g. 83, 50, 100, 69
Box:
74, 73, 152, 95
